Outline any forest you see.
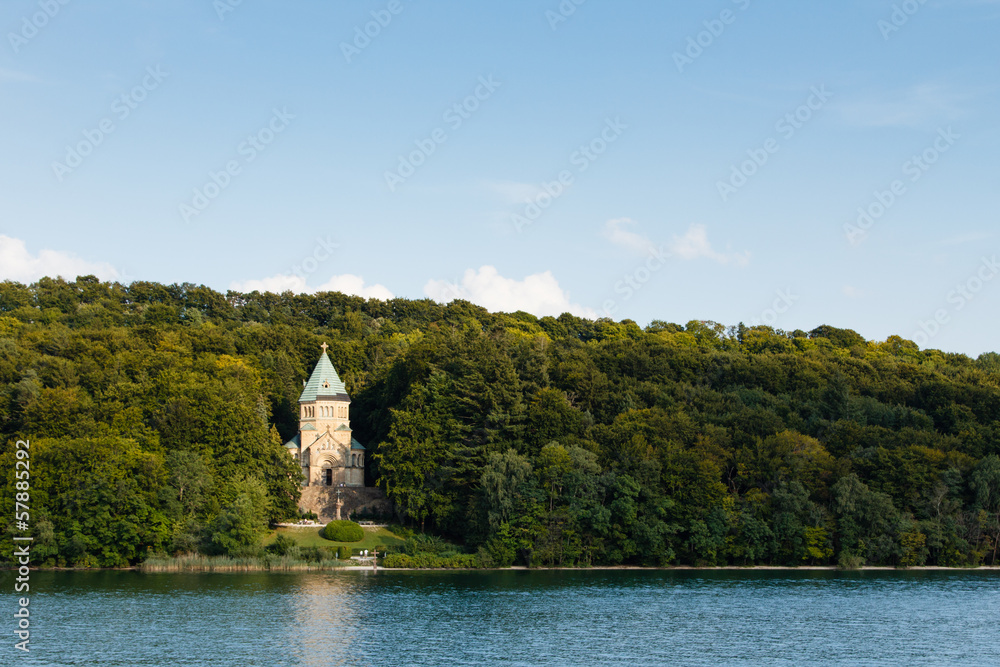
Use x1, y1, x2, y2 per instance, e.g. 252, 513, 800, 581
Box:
1, 276, 999, 569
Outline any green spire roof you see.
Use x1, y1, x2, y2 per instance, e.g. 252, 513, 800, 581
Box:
299, 347, 348, 402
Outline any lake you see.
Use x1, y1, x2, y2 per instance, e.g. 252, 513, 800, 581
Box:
12, 569, 1000, 665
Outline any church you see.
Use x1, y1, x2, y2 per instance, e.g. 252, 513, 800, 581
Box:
284, 343, 367, 488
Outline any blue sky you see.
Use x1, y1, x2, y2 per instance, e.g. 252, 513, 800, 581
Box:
1, 0, 997, 356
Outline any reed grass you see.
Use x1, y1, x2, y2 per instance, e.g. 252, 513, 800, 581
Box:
140, 554, 351, 573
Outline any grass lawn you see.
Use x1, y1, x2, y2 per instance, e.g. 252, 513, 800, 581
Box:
265, 525, 406, 553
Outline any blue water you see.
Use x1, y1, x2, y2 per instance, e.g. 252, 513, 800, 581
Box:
10, 569, 1000, 665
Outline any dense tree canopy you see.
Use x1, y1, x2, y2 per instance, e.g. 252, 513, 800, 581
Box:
1, 276, 998, 567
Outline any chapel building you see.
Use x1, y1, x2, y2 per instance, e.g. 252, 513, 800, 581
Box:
285, 344, 366, 488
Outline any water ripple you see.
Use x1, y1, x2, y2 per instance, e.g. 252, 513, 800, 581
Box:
17, 570, 1000, 666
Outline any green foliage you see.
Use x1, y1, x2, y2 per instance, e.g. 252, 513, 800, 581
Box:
207, 477, 271, 556
403, 533, 455, 555
2, 277, 999, 568
298, 546, 334, 562
832, 475, 900, 565
381, 552, 483, 569
337, 546, 351, 560
322, 520, 364, 543
269, 534, 297, 557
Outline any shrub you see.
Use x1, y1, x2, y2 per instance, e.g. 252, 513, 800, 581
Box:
337, 546, 351, 560
403, 534, 453, 555
269, 534, 297, 556
838, 550, 864, 570
322, 520, 364, 543
483, 536, 516, 568
388, 524, 416, 540
300, 546, 332, 562
381, 552, 484, 569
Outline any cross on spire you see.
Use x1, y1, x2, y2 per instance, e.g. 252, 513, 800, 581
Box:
320, 342, 329, 354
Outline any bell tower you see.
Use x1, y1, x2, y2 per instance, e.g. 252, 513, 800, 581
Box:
286, 343, 366, 487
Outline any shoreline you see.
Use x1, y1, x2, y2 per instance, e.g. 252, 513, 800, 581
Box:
11, 564, 1000, 573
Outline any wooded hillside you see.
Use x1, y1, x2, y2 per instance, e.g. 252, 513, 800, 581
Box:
2, 276, 999, 567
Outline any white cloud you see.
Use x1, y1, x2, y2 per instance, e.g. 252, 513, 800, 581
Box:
424, 266, 596, 319
837, 83, 969, 129
316, 274, 394, 300
230, 273, 394, 300
604, 218, 656, 254
668, 224, 749, 266
605, 220, 749, 266
0, 235, 119, 282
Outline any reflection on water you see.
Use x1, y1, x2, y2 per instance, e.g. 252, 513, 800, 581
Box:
17, 569, 1000, 666
285, 574, 366, 667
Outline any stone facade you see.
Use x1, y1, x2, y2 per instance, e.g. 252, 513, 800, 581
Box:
299, 486, 391, 523
285, 344, 367, 491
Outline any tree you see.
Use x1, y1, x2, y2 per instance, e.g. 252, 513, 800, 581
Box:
970, 456, 1000, 564
832, 474, 901, 566
163, 450, 213, 518
207, 477, 271, 556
